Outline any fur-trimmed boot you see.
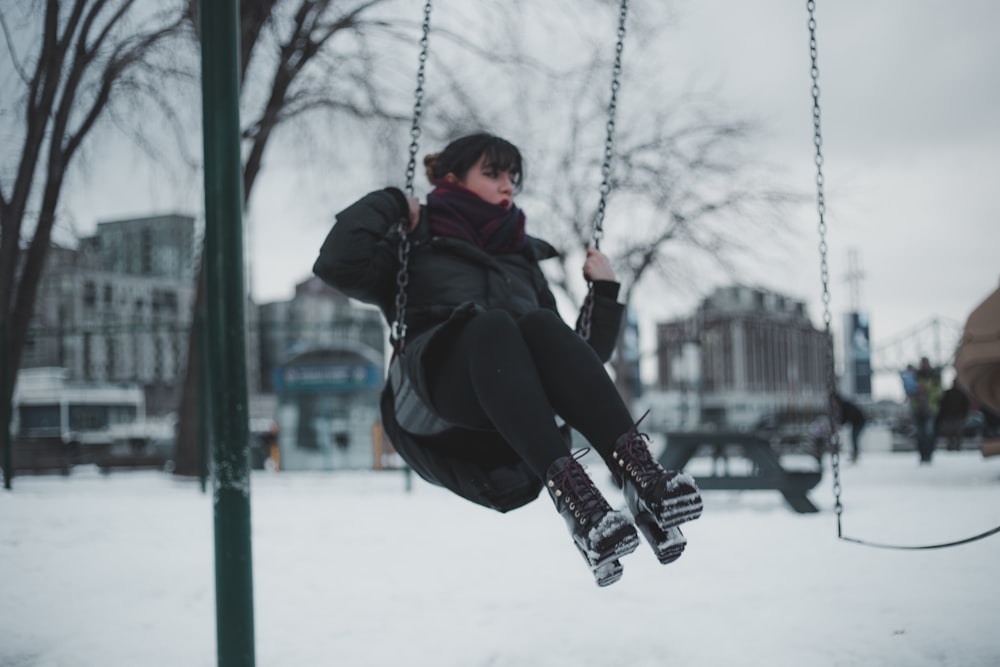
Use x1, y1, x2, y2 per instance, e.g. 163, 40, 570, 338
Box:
611, 416, 703, 564
545, 450, 639, 586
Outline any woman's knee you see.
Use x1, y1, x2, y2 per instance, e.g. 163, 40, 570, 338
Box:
518, 308, 572, 342
462, 309, 520, 347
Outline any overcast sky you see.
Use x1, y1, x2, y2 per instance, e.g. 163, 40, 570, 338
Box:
656, 0, 999, 383
53, 0, 999, 399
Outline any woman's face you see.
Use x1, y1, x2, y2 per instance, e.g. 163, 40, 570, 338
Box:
449, 155, 517, 209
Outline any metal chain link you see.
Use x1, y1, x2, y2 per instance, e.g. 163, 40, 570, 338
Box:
593, 0, 628, 250
391, 0, 432, 355
404, 0, 432, 198
807, 0, 844, 534
578, 0, 628, 340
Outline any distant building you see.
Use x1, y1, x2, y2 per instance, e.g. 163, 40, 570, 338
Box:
653, 285, 829, 429
91, 213, 197, 282
257, 276, 387, 471
24, 214, 391, 470
24, 214, 197, 415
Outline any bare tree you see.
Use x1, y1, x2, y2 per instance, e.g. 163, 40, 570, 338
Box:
510, 45, 799, 403
390, 0, 795, 320
0, 0, 186, 482
537, 98, 795, 307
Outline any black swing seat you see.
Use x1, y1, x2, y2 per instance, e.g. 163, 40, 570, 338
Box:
386, 354, 454, 437
386, 353, 577, 441
381, 354, 546, 513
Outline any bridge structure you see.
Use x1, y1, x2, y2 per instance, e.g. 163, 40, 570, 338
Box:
870, 316, 964, 375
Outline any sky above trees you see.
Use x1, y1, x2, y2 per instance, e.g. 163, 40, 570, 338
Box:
15, 0, 999, 399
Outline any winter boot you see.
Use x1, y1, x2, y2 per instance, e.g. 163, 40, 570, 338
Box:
611, 415, 703, 564
546, 450, 639, 586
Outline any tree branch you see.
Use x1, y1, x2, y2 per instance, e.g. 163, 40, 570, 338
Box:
0, 9, 30, 84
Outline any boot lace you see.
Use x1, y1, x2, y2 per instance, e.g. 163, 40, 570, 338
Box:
614, 410, 662, 489
548, 448, 610, 525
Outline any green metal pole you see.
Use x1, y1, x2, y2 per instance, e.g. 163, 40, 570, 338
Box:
1, 319, 12, 490
198, 308, 210, 494
199, 1, 255, 665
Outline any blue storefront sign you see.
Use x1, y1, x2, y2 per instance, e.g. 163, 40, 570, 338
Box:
273, 362, 380, 394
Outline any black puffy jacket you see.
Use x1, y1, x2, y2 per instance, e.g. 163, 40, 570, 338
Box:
313, 187, 625, 512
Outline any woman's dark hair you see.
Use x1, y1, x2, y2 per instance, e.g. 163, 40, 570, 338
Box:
424, 132, 524, 191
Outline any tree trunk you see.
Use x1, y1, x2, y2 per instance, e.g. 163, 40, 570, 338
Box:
173, 264, 206, 477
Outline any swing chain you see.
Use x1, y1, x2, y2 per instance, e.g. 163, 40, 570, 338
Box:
404, 0, 432, 198
806, 1, 1000, 551
807, 0, 844, 530
593, 0, 628, 250
392, 234, 412, 353
392, 0, 432, 355
578, 0, 628, 341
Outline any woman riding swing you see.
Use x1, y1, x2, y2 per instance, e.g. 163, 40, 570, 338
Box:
313, 132, 702, 586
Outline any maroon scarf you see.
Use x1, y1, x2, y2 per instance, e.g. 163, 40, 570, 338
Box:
426, 180, 526, 254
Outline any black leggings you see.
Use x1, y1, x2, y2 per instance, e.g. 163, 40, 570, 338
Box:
427, 308, 635, 479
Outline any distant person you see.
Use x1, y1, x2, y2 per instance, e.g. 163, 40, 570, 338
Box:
982, 405, 1000, 438
834, 393, 867, 462
905, 357, 943, 464
955, 280, 1000, 414
935, 380, 970, 451
900, 363, 918, 396
976, 404, 1000, 457
954, 280, 1000, 457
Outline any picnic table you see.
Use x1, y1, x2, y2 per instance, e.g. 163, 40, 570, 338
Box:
658, 430, 823, 513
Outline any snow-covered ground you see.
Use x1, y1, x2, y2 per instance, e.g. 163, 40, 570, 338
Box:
3, 447, 999, 667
